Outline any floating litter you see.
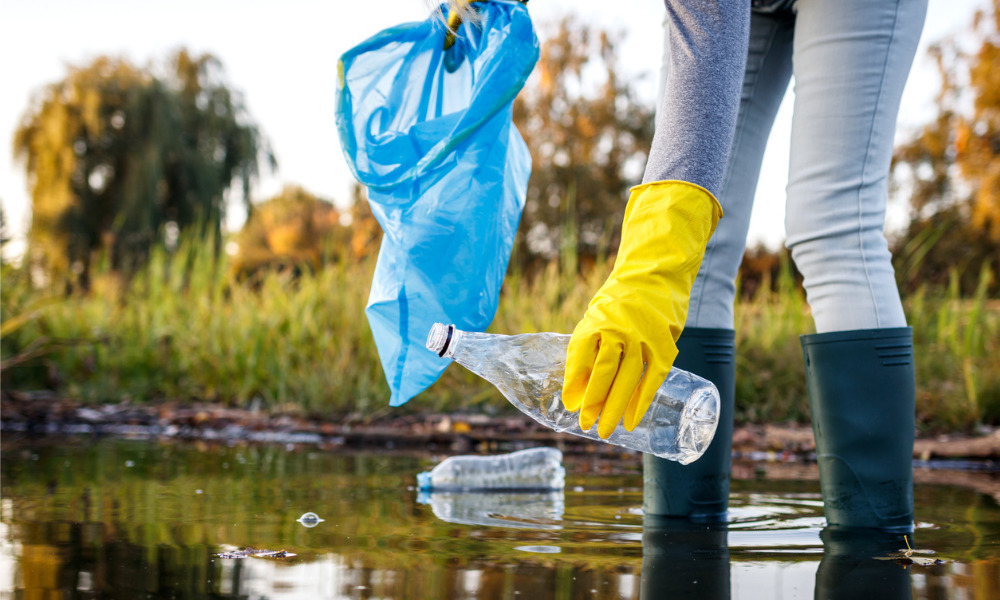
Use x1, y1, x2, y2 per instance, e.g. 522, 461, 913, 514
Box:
297, 512, 324, 527
216, 547, 296, 559
515, 545, 561, 554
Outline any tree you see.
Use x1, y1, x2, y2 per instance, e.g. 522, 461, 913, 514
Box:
0, 204, 10, 257
346, 183, 382, 261
13, 49, 273, 289
511, 16, 655, 272
231, 185, 341, 277
890, 0, 1000, 294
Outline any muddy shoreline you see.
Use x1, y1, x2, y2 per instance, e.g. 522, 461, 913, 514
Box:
4, 390, 999, 464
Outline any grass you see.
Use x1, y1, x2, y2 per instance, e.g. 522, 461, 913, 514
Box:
2, 240, 998, 432
908, 264, 1000, 430
732, 255, 815, 424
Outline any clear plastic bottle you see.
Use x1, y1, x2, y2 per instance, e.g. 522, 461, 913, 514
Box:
416, 447, 565, 491
426, 324, 719, 465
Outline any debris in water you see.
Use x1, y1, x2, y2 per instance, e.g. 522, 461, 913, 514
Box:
876, 535, 949, 567
297, 512, 324, 527
215, 547, 296, 559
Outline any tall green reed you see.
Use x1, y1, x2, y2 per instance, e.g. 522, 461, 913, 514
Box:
732, 253, 813, 423
908, 263, 999, 429
2, 238, 997, 431
3, 236, 385, 416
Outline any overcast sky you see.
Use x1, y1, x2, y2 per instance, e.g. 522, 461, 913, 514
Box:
0, 0, 987, 260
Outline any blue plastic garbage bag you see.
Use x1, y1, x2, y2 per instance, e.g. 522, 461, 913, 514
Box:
336, 1, 538, 406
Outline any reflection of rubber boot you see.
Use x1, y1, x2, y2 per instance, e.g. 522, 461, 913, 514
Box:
801, 328, 915, 532
816, 526, 913, 600
641, 514, 731, 600
644, 328, 735, 520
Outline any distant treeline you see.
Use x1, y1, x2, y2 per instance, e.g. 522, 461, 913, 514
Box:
2, 6, 998, 431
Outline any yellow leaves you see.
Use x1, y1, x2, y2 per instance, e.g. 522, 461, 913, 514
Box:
265, 224, 309, 257
231, 185, 345, 277
955, 4, 1000, 241
955, 122, 971, 154
80, 86, 103, 137
954, 113, 1000, 240
576, 113, 597, 140
894, 0, 1000, 242
970, 164, 1000, 240
537, 62, 554, 95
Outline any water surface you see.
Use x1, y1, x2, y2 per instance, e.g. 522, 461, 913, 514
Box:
2, 437, 998, 598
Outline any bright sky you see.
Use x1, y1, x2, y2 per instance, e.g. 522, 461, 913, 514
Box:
0, 0, 986, 260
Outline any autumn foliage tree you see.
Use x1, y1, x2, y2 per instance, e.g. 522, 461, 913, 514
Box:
231, 185, 341, 277
231, 183, 381, 278
512, 16, 655, 272
891, 0, 1000, 295
13, 49, 273, 289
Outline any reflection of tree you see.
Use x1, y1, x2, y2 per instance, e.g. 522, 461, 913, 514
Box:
13, 50, 273, 290
890, 0, 1000, 295
17, 523, 223, 600
5, 440, 1000, 597
0, 440, 644, 599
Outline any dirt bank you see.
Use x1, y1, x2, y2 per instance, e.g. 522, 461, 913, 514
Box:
4, 390, 999, 462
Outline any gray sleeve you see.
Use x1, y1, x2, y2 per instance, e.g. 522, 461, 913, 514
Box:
642, 0, 750, 198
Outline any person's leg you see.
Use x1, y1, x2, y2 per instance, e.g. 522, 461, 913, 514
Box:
686, 11, 795, 330
644, 11, 794, 519
784, 0, 927, 333
786, 0, 928, 531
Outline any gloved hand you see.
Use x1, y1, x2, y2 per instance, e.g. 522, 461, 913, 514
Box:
562, 180, 723, 439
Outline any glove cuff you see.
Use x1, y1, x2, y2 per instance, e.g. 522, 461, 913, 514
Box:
628, 180, 724, 231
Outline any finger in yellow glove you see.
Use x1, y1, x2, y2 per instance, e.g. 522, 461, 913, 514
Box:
562, 180, 723, 440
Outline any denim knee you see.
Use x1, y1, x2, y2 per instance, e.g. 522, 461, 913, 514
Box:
786, 200, 906, 332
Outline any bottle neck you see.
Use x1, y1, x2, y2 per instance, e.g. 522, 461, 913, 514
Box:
426, 323, 463, 359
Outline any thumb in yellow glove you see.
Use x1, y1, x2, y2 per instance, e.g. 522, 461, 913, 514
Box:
562, 180, 723, 440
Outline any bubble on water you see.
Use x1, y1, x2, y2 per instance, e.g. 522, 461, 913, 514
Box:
297, 512, 325, 527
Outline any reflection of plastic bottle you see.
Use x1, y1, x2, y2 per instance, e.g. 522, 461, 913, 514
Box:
417, 447, 565, 491
418, 489, 565, 530
426, 324, 720, 465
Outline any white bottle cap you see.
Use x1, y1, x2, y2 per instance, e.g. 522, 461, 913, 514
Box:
425, 323, 455, 357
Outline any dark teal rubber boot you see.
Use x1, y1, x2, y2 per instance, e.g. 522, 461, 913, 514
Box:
801, 327, 915, 532
643, 328, 735, 520
641, 515, 730, 599
815, 526, 914, 599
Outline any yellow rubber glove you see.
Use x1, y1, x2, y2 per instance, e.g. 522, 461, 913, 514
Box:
562, 180, 723, 440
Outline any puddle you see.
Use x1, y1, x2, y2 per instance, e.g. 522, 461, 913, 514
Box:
1, 437, 998, 598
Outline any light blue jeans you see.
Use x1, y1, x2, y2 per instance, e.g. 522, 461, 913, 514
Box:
661, 0, 928, 332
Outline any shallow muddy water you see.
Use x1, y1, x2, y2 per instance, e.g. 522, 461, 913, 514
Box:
1, 437, 998, 599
